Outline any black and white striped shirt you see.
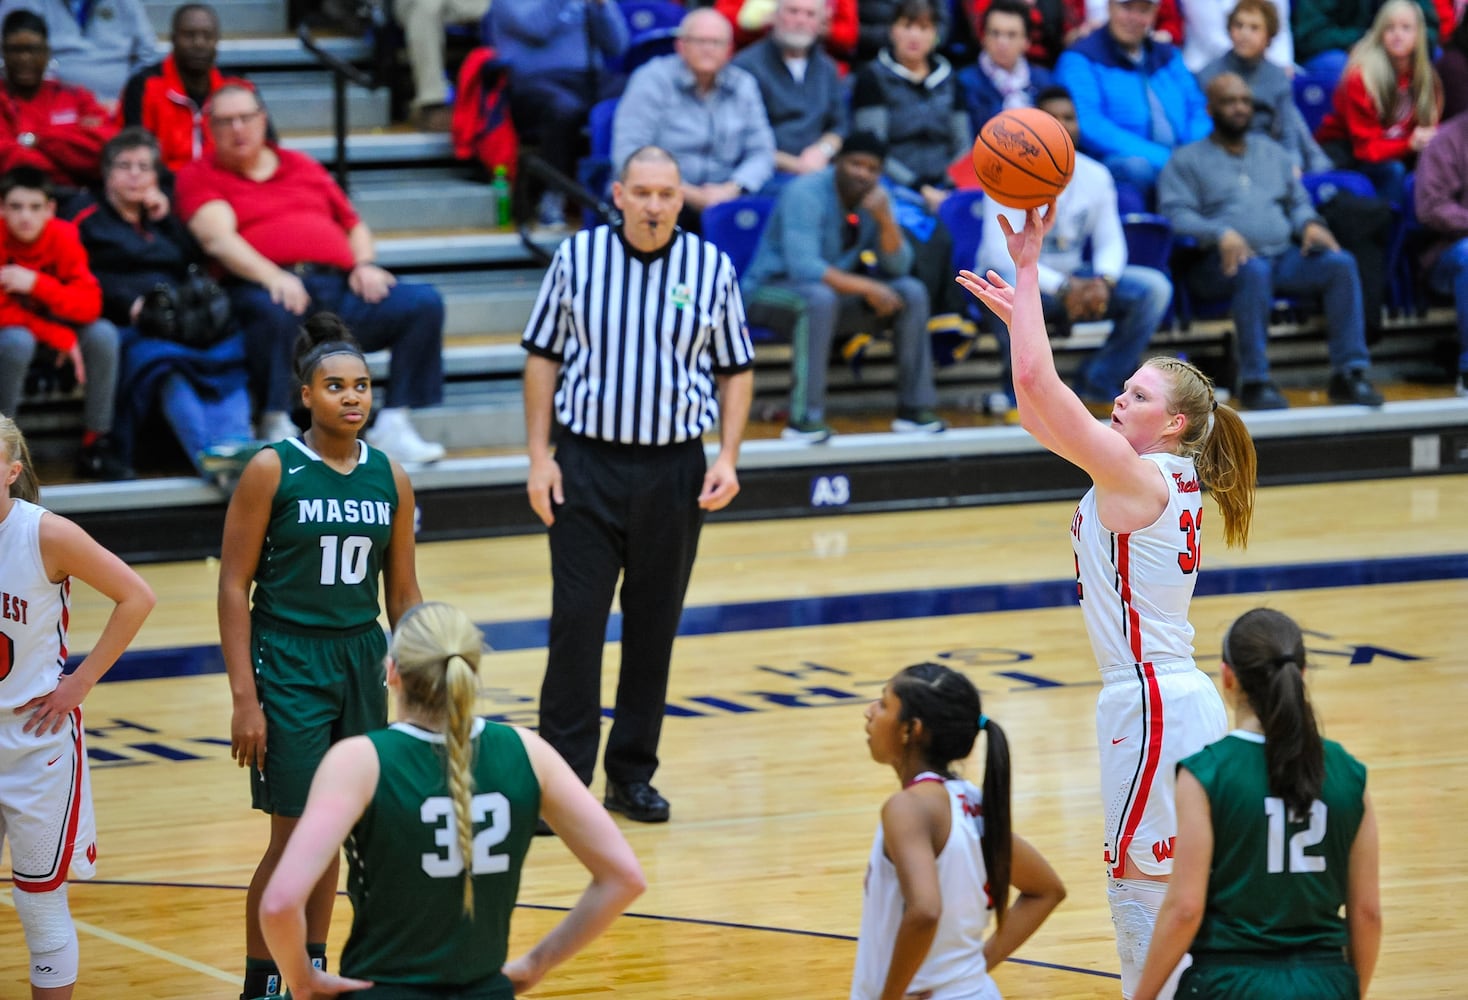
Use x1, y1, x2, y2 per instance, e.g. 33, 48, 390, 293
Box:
521, 225, 756, 446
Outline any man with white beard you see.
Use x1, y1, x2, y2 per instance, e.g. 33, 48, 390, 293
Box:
734, 0, 849, 192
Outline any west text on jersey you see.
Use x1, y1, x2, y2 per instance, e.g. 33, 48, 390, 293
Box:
297, 498, 394, 524
2, 592, 28, 624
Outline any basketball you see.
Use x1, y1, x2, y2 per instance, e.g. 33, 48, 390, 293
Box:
971, 107, 1076, 210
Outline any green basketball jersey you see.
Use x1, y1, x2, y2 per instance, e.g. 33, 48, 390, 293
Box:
251, 439, 399, 632
340, 720, 541, 991
1183, 731, 1367, 956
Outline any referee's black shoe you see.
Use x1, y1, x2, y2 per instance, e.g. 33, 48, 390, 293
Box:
604, 781, 671, 823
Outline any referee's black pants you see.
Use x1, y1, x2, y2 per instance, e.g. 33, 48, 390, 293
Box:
540, 434, 707, 787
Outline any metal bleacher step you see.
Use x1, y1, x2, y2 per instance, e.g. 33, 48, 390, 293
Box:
375, 230, 567, 271
347, 169, 500, 232
419, 271, 545, 340
253, 71, 391, 131
215, 34, 374, 72
144, 0, 286, 36
282, 131, 457, 165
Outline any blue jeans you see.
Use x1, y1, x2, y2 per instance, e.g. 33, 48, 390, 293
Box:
1191, 246, 1370, 385
158, 372, 253, 474
229, 272, 445, 412
1429, 236, 1468, 373
1072, 265, 1174, 400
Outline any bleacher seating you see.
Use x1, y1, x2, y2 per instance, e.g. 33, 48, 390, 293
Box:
702, 196, 778, 342
1293, 70, 1336, 135
17, 0, 1460, 478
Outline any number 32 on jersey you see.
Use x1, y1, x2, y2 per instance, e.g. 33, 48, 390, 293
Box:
420, 793, 512, 877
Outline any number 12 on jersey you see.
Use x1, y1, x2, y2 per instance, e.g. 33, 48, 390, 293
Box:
1264, 797, 1327, 874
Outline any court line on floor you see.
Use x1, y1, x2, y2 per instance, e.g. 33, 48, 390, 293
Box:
92, 551, 1468, 682
0, 887, 237, 984
11, 878, 1120, 983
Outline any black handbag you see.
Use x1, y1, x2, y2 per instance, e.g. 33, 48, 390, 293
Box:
136, 264, 234, 349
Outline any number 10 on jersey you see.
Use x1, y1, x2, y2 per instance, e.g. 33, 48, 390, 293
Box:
319, 535, 372, 586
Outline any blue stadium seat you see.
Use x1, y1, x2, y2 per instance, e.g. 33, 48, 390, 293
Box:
1390, 171, 1427, 315
1121, 212, 1173, 272
933, 190, 986, 366
606, 1, 684, 73
702, 196, 779, 342
621, 26, 680, 75
937, 189, 986, 274
1300, 169, 1373, 205
576, 97, 620, 226
1122, 212, 1175, 329
1293, 71, 1336, 135
619, 0, 685, 35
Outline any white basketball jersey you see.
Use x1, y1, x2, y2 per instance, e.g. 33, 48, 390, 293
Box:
851, 778, 1000, 1000
0, 499, 71, 712
1070, 452, 1203, 671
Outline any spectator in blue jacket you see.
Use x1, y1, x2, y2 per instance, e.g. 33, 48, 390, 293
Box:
489, 0, 628, 227
1054, 0, 1211, 204
958, 0, 1054, 135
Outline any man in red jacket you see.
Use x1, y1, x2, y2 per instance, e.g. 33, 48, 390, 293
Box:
0, 166, 127, 478
0, 10, 116, 193
119, 4, 254, 173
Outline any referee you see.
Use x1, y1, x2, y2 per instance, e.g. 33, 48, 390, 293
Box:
521, 145, 755, 825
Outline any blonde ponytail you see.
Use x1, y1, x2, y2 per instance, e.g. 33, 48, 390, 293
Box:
443, 653, 479, 916
1144, 357, 1257, 549
389, 602, 488, 917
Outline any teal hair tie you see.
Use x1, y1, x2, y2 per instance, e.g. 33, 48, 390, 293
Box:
978, 714, 989, 731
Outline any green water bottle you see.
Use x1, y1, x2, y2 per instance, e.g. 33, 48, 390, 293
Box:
491, 165, 512, 227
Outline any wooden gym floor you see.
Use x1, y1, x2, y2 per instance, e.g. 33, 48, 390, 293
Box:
2, 474, 1466, 998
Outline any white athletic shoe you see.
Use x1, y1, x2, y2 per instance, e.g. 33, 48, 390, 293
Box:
367, 409, 446, 463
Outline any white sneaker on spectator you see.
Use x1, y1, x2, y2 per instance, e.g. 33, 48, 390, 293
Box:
367, 408, 446, 463
258, 411, 298, 442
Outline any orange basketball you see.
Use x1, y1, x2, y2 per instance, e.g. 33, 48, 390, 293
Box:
971, 107, 1076, 210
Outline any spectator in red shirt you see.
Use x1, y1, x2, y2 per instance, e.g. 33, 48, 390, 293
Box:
119, 3, 253, 174
1316, 0, 1442, 205
0, 10, 116, 194
0, 166, 128, 478
176, 84, 447, 462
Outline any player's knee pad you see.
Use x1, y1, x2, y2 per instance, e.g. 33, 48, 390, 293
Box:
12, 884, 80, 988
1108, 877, 1169, 999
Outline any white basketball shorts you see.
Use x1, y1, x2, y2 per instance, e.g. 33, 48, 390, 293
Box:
1097, 660, 1226, 878
0, 707, 97, 893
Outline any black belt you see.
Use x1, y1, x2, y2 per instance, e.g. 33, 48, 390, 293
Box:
287, 262, 347, 277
